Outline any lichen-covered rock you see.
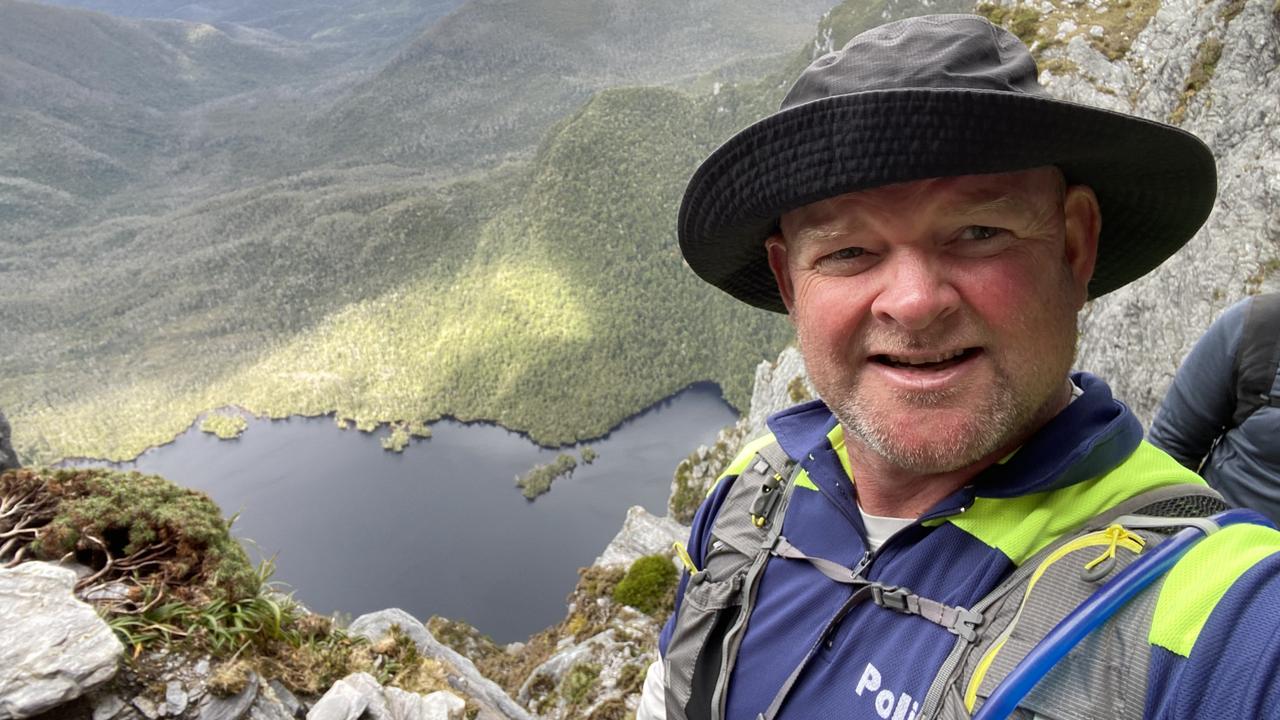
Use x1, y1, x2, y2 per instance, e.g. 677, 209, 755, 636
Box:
305, 673, 383, 720
981, 0, 1280, 421
516, 618, 659, 720
347, 610, 532, 720
0, 562, 123, 719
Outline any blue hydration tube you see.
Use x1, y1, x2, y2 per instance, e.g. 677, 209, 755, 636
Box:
972, 508, 1275, 720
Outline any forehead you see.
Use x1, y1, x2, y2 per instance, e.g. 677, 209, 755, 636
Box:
780, 167, 1064, 237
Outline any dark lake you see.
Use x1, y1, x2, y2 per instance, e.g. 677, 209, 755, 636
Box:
94, 383, 735, 643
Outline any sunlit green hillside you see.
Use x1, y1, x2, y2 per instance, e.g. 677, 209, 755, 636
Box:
1, 0, 970, 464
5, 87, 793, 461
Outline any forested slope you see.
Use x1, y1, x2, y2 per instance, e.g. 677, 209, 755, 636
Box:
2, 0, 972, 463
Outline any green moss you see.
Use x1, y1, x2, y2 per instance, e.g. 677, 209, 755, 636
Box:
4, 467, 258, 601
1170, 36, 1224, 124
976, 3, 1044, 45
787, 375, 812, 404
669, 458, 701, 524
1038, 57, 1080, 77
516, 453, 577, 500
1220, 0, 1248, 22
560, 662, 601, 706
200, 412, 248, 440
587, 698, 629, 720
616, 663, 647, 696
612, 554, 678, 617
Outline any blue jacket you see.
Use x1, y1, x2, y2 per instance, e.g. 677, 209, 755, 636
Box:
1150, 294, 1280, 525
661, 372, 1280, 718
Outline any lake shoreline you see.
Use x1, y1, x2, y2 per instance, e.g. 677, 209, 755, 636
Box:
57, 379, 734, 468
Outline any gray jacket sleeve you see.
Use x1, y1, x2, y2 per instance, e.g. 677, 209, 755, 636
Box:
1148, 298, 1251, 470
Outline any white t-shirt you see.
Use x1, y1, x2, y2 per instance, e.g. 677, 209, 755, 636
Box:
858, 505, 915, 553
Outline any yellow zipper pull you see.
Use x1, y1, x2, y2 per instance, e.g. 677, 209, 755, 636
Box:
1082, 525, 1145, 581
673, 541, 699, 574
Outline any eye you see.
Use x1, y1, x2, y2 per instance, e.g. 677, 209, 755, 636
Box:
828, 247, 865, 260
813, 246, 873, 275
960, 226, 1004, 241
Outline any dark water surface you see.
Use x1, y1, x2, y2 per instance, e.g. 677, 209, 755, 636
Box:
99, 383, 735, 643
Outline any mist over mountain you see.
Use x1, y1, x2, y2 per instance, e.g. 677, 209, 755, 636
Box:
31, 0, 469, 58
308, 0, 837, 173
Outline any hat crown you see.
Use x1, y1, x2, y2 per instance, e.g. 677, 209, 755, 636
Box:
784, 14, 1047, 110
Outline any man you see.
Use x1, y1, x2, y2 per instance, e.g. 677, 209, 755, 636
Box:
1150, 293, 1280, 524
639, 13, 1280, 720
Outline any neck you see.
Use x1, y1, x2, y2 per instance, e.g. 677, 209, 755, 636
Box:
849, 380, 1074, 518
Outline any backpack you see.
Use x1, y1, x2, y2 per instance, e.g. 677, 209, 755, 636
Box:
662, 440, 1232, 720
1231, 292, 1280, 428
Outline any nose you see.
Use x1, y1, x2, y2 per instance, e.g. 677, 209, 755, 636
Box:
869, 250, 960, 331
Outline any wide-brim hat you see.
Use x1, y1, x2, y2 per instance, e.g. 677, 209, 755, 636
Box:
678, 13, 1218, 313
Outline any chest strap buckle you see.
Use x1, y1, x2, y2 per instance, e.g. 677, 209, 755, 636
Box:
871, 584, 983, 642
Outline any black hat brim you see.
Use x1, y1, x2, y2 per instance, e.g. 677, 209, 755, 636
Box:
678, 87, 1218, 313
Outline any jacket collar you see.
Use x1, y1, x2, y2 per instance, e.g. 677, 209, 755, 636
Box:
765, 371, 1143, 504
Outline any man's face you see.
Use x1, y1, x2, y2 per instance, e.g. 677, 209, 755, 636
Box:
766, 167, 1100, 475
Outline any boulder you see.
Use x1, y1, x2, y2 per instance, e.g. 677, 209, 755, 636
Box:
384, 688, 465, 720
306, 673, 385, 720
306, 674, 464, 720
0, 562, 123, 720
347, 610, 533, 720
592, 506, 687, 569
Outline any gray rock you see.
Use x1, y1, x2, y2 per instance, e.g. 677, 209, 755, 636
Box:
1052, 0, 1280, 422
305, 673, 386, 720
384, 688, 465, 720
246, 692, 295, 720
0, 562, 123, 720
266, 681, 303, 719
592, 506, 686, 569
198, 672, 259, 720
0, 410, 17, 472
131, 696, 161, 720
347, 611, 533, 720
165, 682, 189, 716
93, 695, 126, 720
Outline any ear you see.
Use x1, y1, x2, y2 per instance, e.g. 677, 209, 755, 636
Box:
765, 233, 797, 314
1062, 185, 1101, 305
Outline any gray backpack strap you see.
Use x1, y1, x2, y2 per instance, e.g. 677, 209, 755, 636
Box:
663, 438, 801, 720
772, 537, 982, 640
1232, 292, 1280, 427
919, 483, 1229, 720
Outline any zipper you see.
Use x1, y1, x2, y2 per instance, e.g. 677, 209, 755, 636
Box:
961, 525, 1145, 711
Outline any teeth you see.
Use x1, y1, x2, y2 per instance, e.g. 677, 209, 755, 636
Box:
885, 349, 967, 365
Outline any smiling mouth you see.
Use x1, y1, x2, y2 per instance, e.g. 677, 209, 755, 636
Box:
871, 347, 981, 371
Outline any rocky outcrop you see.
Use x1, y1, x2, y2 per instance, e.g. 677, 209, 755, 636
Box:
0, 562, 122, 719
0, 411, 17, 472
592, 506, 687, 569
668, 346, 813, 521
1028, 0, 1280, 421
347, 610, 532, 720
306, 672, 465, 720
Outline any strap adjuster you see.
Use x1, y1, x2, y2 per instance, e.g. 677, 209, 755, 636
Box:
749, 473, 785, 528
870, 584, 914, 613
